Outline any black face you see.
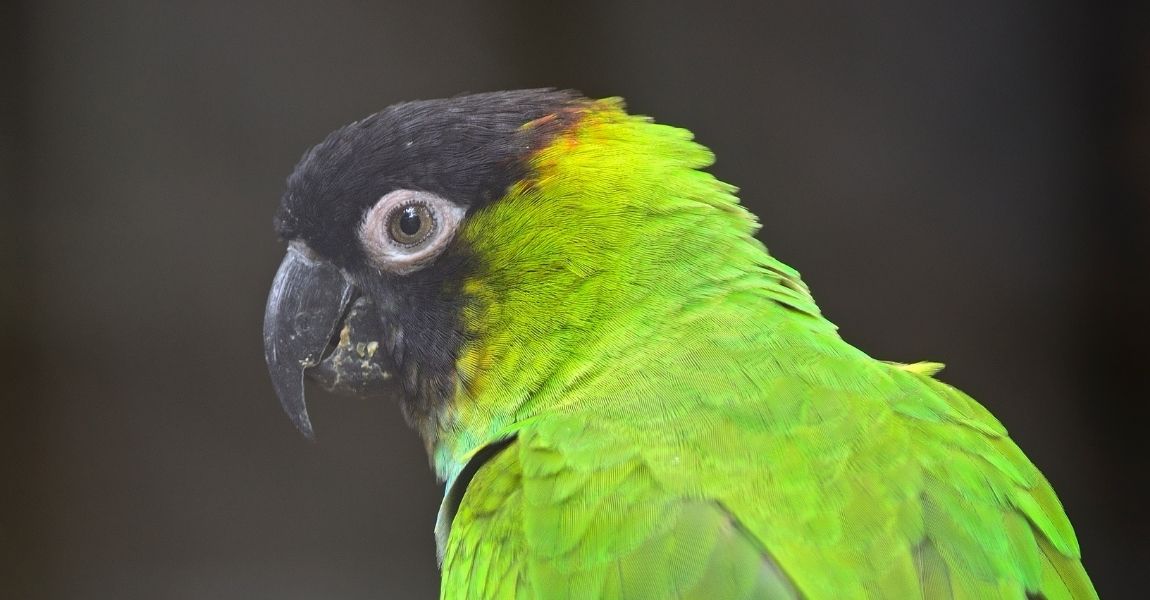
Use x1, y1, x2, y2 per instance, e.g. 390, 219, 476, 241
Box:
275, 89, 583, 270
264, 89, 585, 438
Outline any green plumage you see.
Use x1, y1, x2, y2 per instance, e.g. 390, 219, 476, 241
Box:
429, 99, 1096, 599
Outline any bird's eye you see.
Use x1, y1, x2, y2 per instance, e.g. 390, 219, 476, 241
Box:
359, 189, 465, 274
388, 203, 435, 246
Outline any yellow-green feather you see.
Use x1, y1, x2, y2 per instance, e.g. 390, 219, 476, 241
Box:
436, 99, 1096, 599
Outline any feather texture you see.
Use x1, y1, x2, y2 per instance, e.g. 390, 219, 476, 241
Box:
433, 98, 1095, 599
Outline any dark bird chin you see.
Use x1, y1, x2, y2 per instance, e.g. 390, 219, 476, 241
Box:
263, 242, 400, 439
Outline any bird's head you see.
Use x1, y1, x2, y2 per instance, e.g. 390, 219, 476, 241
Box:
263, 89, 766, 467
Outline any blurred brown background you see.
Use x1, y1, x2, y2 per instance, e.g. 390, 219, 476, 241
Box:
1, 1, 1146, 598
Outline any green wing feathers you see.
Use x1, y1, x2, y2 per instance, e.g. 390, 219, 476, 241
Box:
441, 444, 529, 599
441, 365, 1095, 599
442, 424, 801, 600
898, 371, 1095, 599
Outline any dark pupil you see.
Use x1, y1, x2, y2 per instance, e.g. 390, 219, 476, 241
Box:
398, 206, 422, 236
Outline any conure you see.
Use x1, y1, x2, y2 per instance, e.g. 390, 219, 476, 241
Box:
262, 89, 1096, 599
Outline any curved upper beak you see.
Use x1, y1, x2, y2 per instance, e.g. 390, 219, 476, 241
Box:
263, 242, 397, 439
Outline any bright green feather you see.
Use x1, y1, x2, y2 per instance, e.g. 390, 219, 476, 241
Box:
436, 99, 1096, 599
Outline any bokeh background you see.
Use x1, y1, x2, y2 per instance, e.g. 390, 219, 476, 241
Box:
2, 1, 1146, 598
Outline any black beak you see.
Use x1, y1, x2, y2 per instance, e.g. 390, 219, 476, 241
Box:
263, 242, 398, 439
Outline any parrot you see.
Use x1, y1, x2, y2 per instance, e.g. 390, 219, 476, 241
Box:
262, 89, 1097, 599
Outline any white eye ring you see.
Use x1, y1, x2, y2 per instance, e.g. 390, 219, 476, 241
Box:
358, 189, 465, 274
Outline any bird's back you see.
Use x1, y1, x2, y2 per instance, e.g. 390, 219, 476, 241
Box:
441, 286, 1096, 599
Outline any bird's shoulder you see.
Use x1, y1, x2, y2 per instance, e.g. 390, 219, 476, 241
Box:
443, 350, 1096, 599
441, 413, 801, 599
